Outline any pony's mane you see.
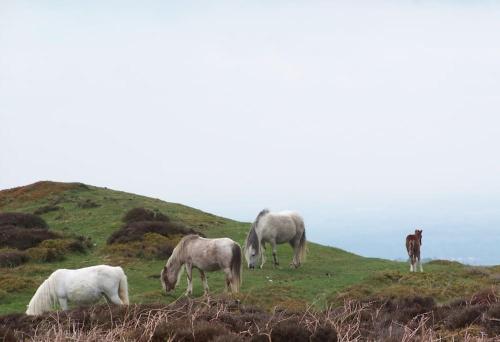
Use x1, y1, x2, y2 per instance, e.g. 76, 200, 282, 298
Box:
167, 234, 199, 267
26, 272, 57, 315
245, 209, 270, 253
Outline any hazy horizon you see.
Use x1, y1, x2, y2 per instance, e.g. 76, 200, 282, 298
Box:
1, 1, 499, 265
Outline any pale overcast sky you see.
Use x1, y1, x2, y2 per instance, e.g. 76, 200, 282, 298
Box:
1, 1, 499, 263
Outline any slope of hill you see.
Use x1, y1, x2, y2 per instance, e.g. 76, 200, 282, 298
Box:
0, 181, 498, 317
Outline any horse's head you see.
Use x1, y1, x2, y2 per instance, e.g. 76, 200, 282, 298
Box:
244, 226, 260, 269
415, 229, 423, 245
245, 244, 260, 269
160, 266, 175, 293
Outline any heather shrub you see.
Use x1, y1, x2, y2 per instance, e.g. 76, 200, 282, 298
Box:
0, 227, 61, 250
310, 325, 338, 342
0, 212, 47, 229
107, 220, 202, 245
1, 295, 500, 340
0, 249, 29, 268
444, 305, 486, 329
123, 207, 170, 224
270, 318, 311, 341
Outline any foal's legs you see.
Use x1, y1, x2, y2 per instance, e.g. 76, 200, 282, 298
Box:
199, 269, 209, 295
185, 263, 193, 296
418, 257, 423, 272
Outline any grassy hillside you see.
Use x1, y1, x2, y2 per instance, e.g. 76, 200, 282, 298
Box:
0, 181, 498, 316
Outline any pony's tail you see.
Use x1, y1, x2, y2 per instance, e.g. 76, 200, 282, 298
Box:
118, 269, 129, 305
26, 274, 56, 315
298, 230, 307, 264
230, 243, 242, 293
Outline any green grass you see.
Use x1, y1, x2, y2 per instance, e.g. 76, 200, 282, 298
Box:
0, 182, 498, 315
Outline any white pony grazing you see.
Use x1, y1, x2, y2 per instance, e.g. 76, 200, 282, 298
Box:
161, 235, 242, 295
26, 265, 129, 315
245, 209, 306, 269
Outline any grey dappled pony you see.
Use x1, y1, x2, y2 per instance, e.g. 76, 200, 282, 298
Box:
244, 209, 306, 269
161, 235, 242, 295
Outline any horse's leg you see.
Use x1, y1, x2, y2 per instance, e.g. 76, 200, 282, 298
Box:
418, 255, 423, 272
102, 286, 124, 305
271, 240, 279, 267
107, 293, 124, 305
185, 263, 193, 296
58, 296, 68, 311
224, 268, 232, 292
260, 243, 266, 269
199, 269, 209, 295
290, 238, 300, 268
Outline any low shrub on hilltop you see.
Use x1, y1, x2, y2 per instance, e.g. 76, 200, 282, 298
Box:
0, 212, 48, 229
123, 207, 170, 224
0, 212, 92, 268
107, 221, 199, 245
0, 226, 61, 250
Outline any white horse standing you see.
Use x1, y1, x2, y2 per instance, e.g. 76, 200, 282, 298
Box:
244, 209, 307, 269
26, 265, 129, 315
161, 235, 242, 295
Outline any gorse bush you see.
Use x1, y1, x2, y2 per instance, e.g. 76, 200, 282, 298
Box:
0, 212, 47, 229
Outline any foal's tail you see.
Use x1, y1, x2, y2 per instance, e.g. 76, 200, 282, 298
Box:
230, 243, 242, 293
118, 268, 129, 305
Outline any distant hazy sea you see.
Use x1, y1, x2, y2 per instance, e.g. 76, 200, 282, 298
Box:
308, 211, 500, 266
